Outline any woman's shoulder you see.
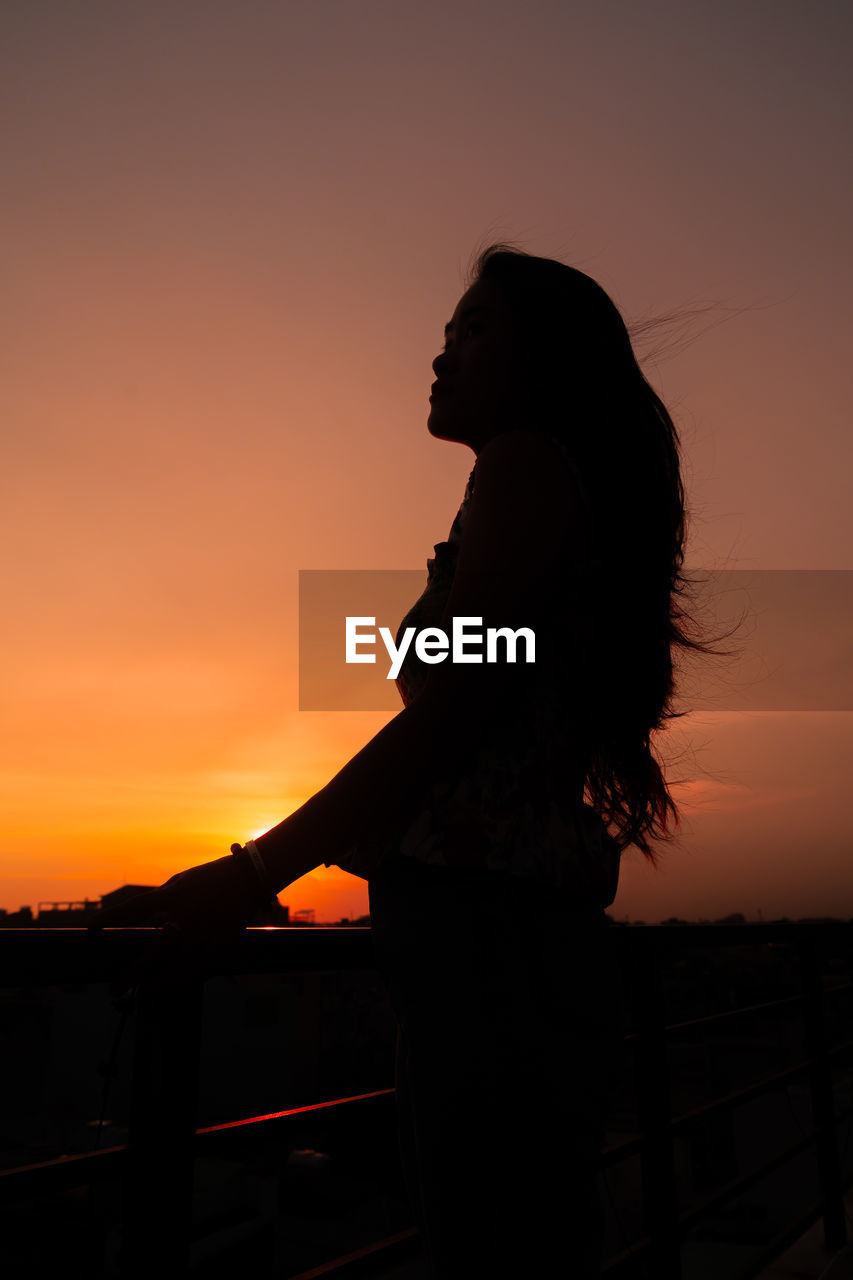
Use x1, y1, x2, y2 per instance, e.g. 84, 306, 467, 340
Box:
470, 428, 585, 499
464, 427, 594, 546
477, 426, 573, 464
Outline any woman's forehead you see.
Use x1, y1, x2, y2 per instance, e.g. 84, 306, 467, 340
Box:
448, 277, 510, 324
460, 277, 503, 307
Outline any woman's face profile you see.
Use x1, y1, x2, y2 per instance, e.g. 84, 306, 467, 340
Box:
428, 277, 525, 454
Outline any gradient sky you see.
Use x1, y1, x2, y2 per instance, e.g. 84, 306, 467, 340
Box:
2, 0, 851, 923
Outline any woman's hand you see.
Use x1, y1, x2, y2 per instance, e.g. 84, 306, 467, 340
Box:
90, 852, 262, 936
88, 852, 268, 996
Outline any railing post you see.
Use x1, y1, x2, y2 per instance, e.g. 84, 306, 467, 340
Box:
119, 974, 204, 1278
631, 935, 682, 1279
798, 931, 847, 1254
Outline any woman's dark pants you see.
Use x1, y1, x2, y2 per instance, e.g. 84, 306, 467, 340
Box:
368, 853, 627, 1278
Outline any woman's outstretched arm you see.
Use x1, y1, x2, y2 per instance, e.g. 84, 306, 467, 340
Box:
255, 428, 590, 890
254, 683, 490, 887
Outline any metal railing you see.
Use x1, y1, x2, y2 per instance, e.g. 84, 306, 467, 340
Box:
600, 923, 853, 1279
1, 921, 851, 1278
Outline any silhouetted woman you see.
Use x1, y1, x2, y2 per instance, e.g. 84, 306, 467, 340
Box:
93, 245, 712, 1277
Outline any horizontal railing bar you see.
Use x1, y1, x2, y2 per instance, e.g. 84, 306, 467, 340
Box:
677, 1099, 853, 1232
0, 1090, 397, 1197
600, 1128, 853, 1274
730, 1188, 851, 1280
2, 920, 850, 989
197, 1088, 396, 1135
598, 1132, 646, 1166
0, 1110, 634, 1196
0, 926, 379, 986
287, 1226, 422, 1279
624, 983, 852, 1041
677, 1129, 818, 1231
598, 1080, 853, 1172
0, 1144, 126, 1201
607, 922, 853, 952
661, 991, 805, 1033
600, 1231, 655, 1271
669, 1038, 853, 1131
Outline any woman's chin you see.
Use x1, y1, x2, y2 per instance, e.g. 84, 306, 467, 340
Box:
427, 407, 458, 442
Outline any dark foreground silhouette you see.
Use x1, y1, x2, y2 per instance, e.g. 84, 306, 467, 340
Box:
369, 854, 626, 1277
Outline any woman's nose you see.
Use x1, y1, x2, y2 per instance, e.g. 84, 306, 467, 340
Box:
432, 351, 449, 377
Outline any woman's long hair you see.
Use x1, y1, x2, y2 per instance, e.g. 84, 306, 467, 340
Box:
470, 243, 733, 865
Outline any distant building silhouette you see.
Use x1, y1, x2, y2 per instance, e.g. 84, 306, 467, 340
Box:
35, 899, 102, 927
99, 885, 157, 911
0, 905, 33, 926
0, 885, 292, 927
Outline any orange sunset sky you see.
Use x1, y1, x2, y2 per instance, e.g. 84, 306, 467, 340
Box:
3, 1, 851, 923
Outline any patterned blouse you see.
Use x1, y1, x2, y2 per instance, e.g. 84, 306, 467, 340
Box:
326, 430, 622, 908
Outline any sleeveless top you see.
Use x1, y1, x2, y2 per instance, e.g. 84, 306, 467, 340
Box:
326, 430, 622, 909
